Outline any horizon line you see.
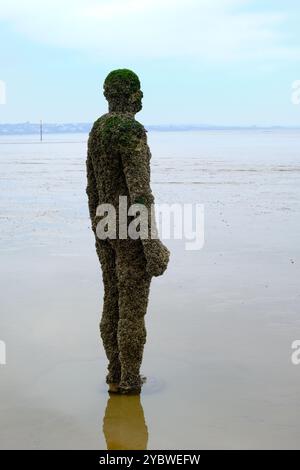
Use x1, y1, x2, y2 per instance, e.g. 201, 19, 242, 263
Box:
1, 122, 300, 132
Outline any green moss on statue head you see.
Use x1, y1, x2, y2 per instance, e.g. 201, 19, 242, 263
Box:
104, 69, 140, 98
103, 69, 143, 114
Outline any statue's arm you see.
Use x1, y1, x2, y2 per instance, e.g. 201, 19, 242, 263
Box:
121, 126, 170, 277
121, 130, 154, 209
86, 147, 99, 233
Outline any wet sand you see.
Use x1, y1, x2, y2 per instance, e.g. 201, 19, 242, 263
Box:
0, 130, 300, 449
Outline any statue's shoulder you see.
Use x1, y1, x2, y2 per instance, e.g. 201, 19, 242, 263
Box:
89, 114, 146, 153
103, 114, 145, 137
90, 113, 145, 134
89, 114, 109, 137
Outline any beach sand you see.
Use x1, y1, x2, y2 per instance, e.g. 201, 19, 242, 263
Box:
0, 130, 300, 449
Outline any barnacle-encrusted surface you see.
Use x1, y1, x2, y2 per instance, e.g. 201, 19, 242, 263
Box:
86, 69, 170, 393
104, 69, 143, 114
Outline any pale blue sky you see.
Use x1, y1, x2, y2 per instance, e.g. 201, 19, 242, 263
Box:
0, 0, 300, 125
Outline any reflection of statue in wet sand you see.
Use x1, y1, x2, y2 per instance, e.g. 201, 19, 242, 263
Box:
103, 394, 148, 450
86, 69, 170, 394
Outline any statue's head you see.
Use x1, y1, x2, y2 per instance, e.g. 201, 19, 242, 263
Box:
103, 69, 143, 114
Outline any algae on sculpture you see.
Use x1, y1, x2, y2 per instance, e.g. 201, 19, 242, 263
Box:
86, 69, 170, 394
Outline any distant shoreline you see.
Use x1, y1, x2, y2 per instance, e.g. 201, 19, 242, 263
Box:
0, 122, 300, 136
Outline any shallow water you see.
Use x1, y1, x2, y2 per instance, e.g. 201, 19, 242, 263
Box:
0, 130, 300, 449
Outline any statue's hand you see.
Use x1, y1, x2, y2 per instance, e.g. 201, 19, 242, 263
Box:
144, 239, 170, 277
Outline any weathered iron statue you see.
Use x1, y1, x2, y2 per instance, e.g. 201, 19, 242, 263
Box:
86, 69, 169, 394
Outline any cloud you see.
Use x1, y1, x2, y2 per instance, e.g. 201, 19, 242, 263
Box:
0, 0, 299, 61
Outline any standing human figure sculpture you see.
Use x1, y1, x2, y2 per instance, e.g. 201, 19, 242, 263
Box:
86, 69, 170, 394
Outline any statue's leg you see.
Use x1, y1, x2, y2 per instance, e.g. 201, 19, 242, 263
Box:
96, 239, 121, 384
115, 240, 152, 393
